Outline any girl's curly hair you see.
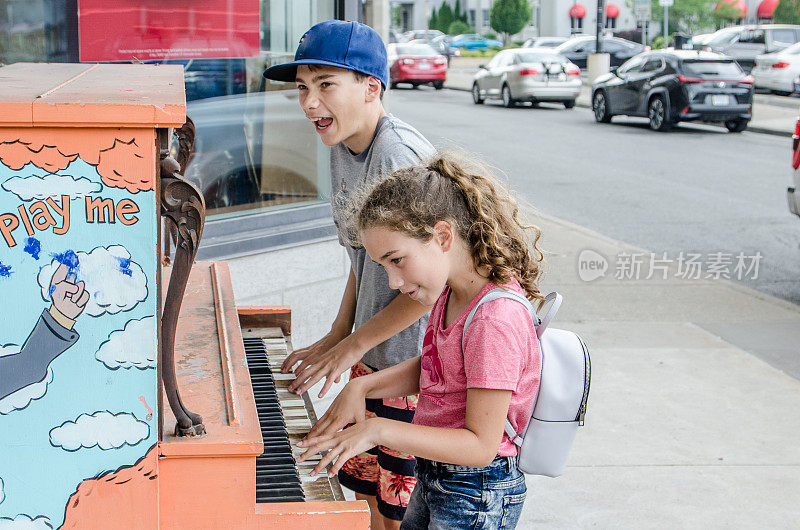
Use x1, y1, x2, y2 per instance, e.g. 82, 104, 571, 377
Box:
355, 152, 545, 303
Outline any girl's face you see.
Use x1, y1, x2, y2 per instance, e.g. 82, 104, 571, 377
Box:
362, 224, 452, 307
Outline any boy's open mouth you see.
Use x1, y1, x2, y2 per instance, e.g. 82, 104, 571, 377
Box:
313, 117, 333, 131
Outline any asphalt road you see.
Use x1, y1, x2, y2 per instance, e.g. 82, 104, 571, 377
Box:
385, 87, 800, 306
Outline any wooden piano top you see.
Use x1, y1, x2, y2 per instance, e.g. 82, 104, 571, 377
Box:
160, 260, 263, 457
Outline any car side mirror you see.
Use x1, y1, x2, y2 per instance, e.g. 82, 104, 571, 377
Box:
609, 66, 618, 74
479, 64, 486, 69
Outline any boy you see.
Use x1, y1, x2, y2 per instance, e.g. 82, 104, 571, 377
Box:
263, 20, 435, 529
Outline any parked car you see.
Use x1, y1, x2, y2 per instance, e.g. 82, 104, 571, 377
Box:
387, 43, 448, 89
592, 49, 754, 132
472, 48, 581, 108
693, 24, 800, 72
429, 35, 460, 64
450, 34, 503, 50
523, 36, 568, 48
789, 114, 800, 219
553, 36, 645, 69
753, 41, 800, 95
402, 29, 444, 42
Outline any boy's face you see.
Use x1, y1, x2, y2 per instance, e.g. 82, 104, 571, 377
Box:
295, 65, 375, 147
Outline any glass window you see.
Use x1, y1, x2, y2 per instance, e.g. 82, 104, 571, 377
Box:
0, 0, 337, 220
617, 55, 646, 74
641, 58, 663, 72
396, 44, 439, 56
515, 52, 568, 64
707, 29, 739, 46
771, 28, 797, 48
739, 29, 765, 44
602, 40, 625, 53
680, 60, 744, 77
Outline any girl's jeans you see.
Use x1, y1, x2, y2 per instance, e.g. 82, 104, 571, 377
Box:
400, 455, 527, 529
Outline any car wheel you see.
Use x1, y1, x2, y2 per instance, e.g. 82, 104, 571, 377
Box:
593, 91, 612, 123
502, 84, 515, 108
564, 100, 576, 109
472, 83, 484, 104
648, 96, 673, 132
724, 119, 748, 133
390, 81, 398, 90
433, 81, 444, 90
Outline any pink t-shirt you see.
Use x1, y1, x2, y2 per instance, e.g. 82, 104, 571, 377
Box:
412, 278, 541, 457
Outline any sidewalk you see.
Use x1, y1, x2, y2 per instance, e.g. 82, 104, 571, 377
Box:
444, 57, 798, 137
227, 209, 800, 527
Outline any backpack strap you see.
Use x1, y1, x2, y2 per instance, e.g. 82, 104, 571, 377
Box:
462, 288, 562, 447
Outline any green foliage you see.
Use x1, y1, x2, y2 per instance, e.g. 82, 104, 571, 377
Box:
454, 0, 469, 23
712, 1, 743, 23
483, 31, 498, 39
490, 0, 533, 42
774, 0, 800, 24
448, 20, 473, 35
645, 0, 726, 34
437, 3, 456, 33
429, 7, 439, 30
391, 5, 403, 28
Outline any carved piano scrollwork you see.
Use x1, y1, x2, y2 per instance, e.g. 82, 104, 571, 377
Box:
159, 118, 206, 437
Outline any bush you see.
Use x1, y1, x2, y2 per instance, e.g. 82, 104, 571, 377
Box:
448, 20, 473, 35
483, 32, 498, 39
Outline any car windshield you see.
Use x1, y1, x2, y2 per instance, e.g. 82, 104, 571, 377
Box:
516, 52, 568, 63
396, 45, 439, 56
535, 38, 565, 47
681, 60, 744, 77
706, 30, 739, 46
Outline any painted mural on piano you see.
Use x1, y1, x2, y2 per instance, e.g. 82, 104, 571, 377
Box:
0, 132, 158, 529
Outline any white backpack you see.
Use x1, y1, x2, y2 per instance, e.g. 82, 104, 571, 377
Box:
462, 289, 591, 478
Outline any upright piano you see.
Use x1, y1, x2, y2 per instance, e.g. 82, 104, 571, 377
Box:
0, 63, 369, 529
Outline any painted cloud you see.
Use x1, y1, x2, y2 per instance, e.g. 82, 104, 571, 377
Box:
37, 245, 147, 317
49, 411, 150, 452
0, 515, 53, 529
0, 345, 52, 415
1, 174, 102, 202
95, 316, 156, 370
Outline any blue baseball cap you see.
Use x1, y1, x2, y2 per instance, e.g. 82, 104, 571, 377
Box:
263, 20, 389, 89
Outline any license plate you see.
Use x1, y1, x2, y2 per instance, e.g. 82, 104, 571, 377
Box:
711, 94, 730, 106
418, 62, 431, 69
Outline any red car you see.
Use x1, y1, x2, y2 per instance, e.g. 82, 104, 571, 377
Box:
789, 114, 800, 219
387, 43, 447, 90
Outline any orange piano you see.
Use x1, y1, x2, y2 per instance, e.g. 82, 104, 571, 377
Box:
0, 62, 368, 529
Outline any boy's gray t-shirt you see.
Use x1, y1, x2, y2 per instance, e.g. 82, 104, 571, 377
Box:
330, 115, 436, 371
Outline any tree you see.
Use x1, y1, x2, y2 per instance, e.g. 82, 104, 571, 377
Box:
490, 0, 532, 43
448, 20, 473, 35
454, 0, 468, 23
429, 7, 439, 31
437, 2, 455, 34
712, 1, 743, 24
774, 0, 800, 24
646, 0, 726, 34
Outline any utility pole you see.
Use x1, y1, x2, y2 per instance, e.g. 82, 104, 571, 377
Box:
596, 0, 604, 53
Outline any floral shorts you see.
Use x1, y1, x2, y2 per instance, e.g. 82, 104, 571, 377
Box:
337, 361, 418, 521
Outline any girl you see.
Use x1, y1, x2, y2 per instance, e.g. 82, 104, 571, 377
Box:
297, 153, 544, 529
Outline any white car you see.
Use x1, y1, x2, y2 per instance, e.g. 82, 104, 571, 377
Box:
753, 41, 800, 94
472, 48, 582, 108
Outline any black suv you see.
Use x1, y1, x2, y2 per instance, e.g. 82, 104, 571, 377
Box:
592, 50, 753, 132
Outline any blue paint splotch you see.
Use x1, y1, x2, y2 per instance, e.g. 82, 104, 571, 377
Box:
0, 261, 12, 279
116, 256, 133, 277
24, 237, 41, 260
52, 250, 80, 281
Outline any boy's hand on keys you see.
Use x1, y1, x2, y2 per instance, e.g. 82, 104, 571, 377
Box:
299, 379, 367, 443
297, 417, 384, 478
288, 336, 363, 398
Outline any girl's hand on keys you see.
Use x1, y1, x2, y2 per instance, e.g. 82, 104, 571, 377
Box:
297, 417, 384, 477
299, 379, 367, 443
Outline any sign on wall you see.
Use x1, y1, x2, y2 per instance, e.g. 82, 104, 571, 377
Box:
79, 0, 260, 62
